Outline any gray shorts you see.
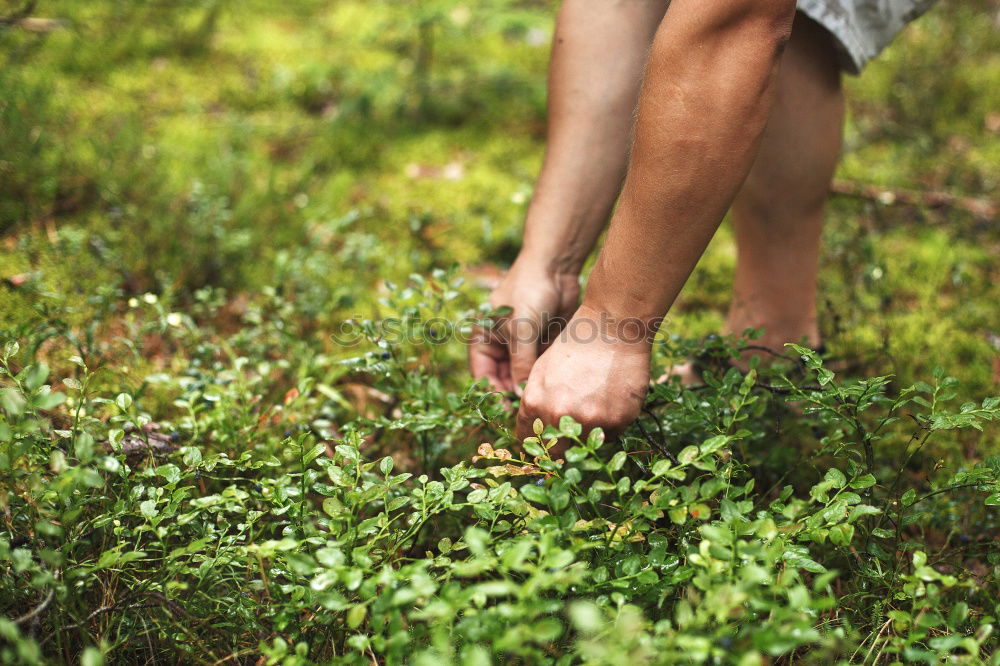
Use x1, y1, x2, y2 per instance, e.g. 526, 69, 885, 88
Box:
797, 0, 937, 73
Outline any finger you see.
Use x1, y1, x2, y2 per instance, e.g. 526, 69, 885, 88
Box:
469, 349, 512, 393
509, 343, 537, 398
468, 336, 514, 393
498, 356, 512, 388
509, 318, 540, 396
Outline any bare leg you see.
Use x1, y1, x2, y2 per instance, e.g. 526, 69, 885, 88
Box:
472, 0, 669, 393
726, 13, 844, 352
663, 13, 842, 383
520, 0, 670, 276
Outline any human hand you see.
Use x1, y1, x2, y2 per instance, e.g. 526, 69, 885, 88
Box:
515, 304, 651, 440
468, 260, 579, 395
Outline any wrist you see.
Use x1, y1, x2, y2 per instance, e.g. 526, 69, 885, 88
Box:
568, 303, 660, 351
581, 255, 670, 324
515, 244, 586, 280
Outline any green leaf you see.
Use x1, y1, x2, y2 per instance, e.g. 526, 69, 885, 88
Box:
678, 446, 699, 464
668, 507, 687, 525
928, 635, 964, 652
33, 389, 66, 410
901, 489, 917, 507
824, 468, 847, 489
181, 446, 202, 466
284, 552, 317, 575
719, 498, 741, 522
700, 435, 729, 454
829, 523, 855, 546
690, 503, 711, 521
107, 428, 124, 453
848, 504, 881, 522
519, 483, 547, 505
115, 392, 133, 411
387, 496, 410, 511
784, 552, 827, 573
651, 459, 673, 477
315, 546, 345, 568
0, 388, 26, 417
379, 456, 394, 476
850, 474, 877, 490
568, 601, 603, 634
948, 601, 969, 628
156, 464, 181, 485
322, 497, 346, 517
81, 646, 105, 666
347, 604, 367, 629
74, 431, 95, 463
559, 415, 582, 438
700, 524, 732, 543
302, 443, 327, 465
608, 450, 627, 472
95, 550, 147, 570
523, 439, 545, 458
24, 362, 49, 392
867, 541, 892, 562
140, 500, 158, 519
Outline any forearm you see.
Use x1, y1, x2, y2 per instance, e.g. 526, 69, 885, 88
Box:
583, 0, 796, 331
519, 0, 668, 277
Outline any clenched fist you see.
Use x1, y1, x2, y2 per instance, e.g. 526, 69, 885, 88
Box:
515, 304, 652, 440
468, 260, 579, 395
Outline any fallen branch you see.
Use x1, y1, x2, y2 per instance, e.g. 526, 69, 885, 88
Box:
831, 179, 996, 221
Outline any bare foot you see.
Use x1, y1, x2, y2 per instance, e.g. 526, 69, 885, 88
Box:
656, 360, 702, 386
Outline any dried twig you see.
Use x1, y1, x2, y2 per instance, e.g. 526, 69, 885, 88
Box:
637, 407, 679, 465
13, 588, 54, 626
55, 600, 163, 635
